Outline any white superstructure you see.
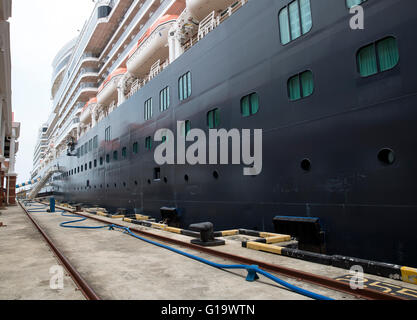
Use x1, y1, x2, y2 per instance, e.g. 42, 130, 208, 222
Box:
34, 0, 247, 180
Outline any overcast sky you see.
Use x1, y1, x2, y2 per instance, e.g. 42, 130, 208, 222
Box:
10, 0, 96, 183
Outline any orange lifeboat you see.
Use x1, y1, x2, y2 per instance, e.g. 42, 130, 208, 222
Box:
80, 97, 97, 124
97, 68, 127, 105
126, 15, 178, 77
186, 0, 235, 21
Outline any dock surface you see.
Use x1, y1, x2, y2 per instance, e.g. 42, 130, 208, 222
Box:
1, 203, 416, 300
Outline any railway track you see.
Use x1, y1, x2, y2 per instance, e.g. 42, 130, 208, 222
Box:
18, 201, 101, 300
19, 200, 407, 301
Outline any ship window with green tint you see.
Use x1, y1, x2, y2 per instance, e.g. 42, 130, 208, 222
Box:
288, 70, 314, 101
113, 151, 118, 161
106, 154, 110, 163
180, 120, 191, 137
346, 0, 367, 9
241, 93, 259, 117
133, 142, 139, 154
179, 72, 192, 101
279, 0, 312, 45
100, 157, 103, 165
122, 147, 127, 159
207, 109, 220, 129
357, 36, 399, 77
144, 98, 153, 121
105, 126, 111, 142
145, 136, 152, 150
160, 86, 170, 112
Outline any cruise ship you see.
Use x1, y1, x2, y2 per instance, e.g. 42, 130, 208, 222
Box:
31, 0, 417, 267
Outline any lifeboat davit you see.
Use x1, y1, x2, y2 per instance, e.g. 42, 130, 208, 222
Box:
126, 15, 178, 77
80, 97, 97, 124
97, 68, 127, 105
186, 0, 236, 21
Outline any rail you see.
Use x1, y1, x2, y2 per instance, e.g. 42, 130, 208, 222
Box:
18, 201, 101, 300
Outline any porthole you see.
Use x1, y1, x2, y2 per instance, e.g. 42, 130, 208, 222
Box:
184, 174, 189, 182
378, 148, 395, 165
301, 159, 311, 172
213, 171, 219, 179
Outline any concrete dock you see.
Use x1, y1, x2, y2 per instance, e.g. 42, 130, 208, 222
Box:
1, 202, 416, 300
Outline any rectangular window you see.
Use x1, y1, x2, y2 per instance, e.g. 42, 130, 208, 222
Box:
89, 161, 92, 169
357, 43, 378, 77
84, 143, 88, 154
160, 86, 170, 112
105, 126, 111, 142
81, 145, 84, 156
77, 148, 80, 158
89, 139, 92, 152
122, 147, 127, 159
241, 93, 259, 117
357, 37, 399, 77
106, 154, 110, 163
279, 0, 312, 45
133, 142, 139, 154
180, 120, 191, 137
94, 159, 97, 168
144, 98, 153, 120
288, 70, 314, 101
113, 151, 118, 161
145, 136, 152, 150
93, 136, 98, 149
207, 109, 220, 129
100, 157, 104, 166
178, 72, 192, 101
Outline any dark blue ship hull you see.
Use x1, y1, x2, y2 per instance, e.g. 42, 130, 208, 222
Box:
52, 0, 417, 266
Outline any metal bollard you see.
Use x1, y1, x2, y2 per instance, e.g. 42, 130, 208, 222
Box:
49, 197, 56, 213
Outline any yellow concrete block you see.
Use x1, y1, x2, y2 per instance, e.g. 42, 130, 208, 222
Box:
97, 212, 107, 217
246, 242, 283, 255
136, 214, 151, 221
111, 215, 125, 219
265, 235, 291, 244
259, 232, 280, 238
221, 230, 239, 237
151, 223, 167, 230
401, 267, 417, 285
123, 218, 132, 223
166, 227, 182, 234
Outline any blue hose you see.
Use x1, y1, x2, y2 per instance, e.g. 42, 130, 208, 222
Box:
59, 212, 110, 230
57, 211, 333, 300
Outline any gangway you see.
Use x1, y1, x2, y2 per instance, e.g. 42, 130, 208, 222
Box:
27, 165, 63, 200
